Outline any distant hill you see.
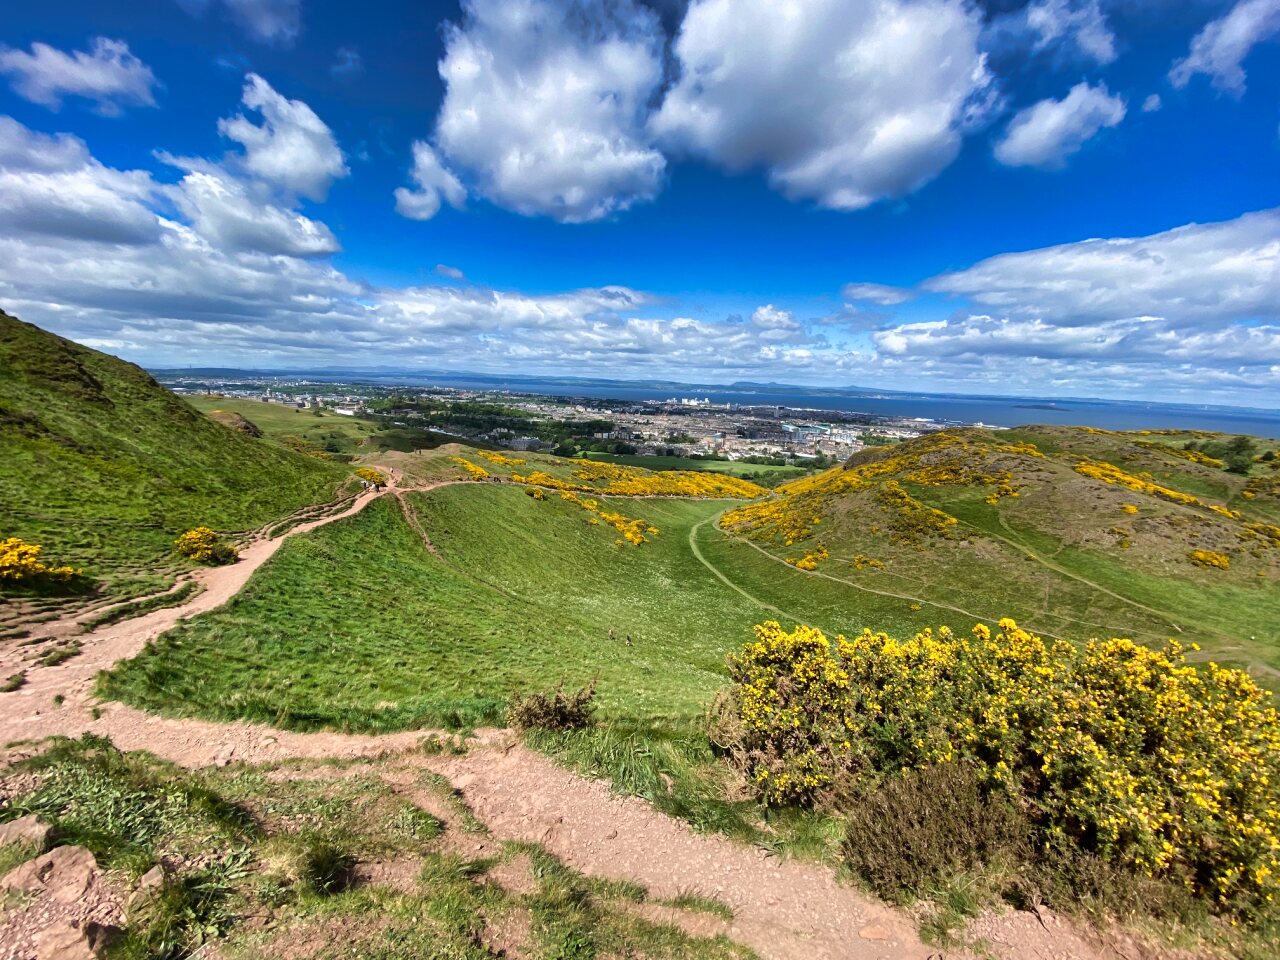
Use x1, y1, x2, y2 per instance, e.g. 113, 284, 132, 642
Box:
721, 424, 1280, 682
0, 312, 347, 599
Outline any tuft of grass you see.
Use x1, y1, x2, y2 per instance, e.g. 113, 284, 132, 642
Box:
37, 642, 81, 667
1, 671, 26, 692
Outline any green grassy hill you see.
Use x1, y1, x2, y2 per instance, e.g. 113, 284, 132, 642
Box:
0, 312, 348, 601
722, 425, 1280, 680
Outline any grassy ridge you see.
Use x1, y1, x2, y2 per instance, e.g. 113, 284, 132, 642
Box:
723, 425, 1280, 679
0, 313, 346, 593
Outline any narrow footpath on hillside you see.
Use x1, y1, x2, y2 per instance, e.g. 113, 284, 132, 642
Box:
0, 475, 1136, 960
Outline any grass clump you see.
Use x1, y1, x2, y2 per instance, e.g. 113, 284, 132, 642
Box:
1, 671, 25, 692
508, 681, 597, 732
37, 642, 81, 667
720, 618, 1280, 923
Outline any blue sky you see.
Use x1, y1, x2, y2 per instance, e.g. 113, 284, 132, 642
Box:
0, 0, 1278, 403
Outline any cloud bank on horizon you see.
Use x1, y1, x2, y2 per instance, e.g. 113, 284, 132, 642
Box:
0, 0, 1278, 405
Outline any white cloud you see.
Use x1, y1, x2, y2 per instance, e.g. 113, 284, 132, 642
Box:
218, 73, 348, 201
924, 207, 1280, 327
651, 0, 993, 211
177, 0, 302, 45
0, 117, 160, 244
167, 167, 340, 257
0, 38, 158, 116
394, 142, 465, 221
433, 0, 666, 223
435, 264, 465, 280
842, 282, 915, 306
1170, 0, 1280, 95
994, 82, 1125, 169
1025, 0, 1117, 64
1142, 93, 1162, 112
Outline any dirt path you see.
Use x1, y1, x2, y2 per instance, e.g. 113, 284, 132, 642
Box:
0, 476, 1130, 960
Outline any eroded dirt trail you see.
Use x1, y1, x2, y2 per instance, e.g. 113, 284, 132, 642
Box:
0, 476, 1125, 960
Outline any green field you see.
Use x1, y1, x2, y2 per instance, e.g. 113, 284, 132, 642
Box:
182, 396, 461, 457
581, 452, 809, 485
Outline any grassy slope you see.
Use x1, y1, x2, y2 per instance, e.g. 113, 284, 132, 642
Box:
103, 488, 771, 730
728, 424, 1280, 679
0, 313, 347, 594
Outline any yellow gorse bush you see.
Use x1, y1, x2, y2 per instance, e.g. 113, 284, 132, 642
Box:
725, 618, 1280, 911
354, 467, 386, 484
551, 490, 656, 545
0, 537, 79, 583
510, 461, 765, 499
474, 450, 526, 466
449, 456, 490, 480
1189, 549, 1231, 570
173, 527, 237, 565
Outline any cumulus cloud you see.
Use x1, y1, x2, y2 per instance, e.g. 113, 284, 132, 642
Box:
1142, 94, 1162, 112
0, 117, 160, 244
843, 282, 915, 306
1170, 0, 1280, 95
166, 166, 340, 257
433, 0, 666, 223
651, 0, 993, 211
994, 82, 1125, 169
0, 38, 158, 116
1024, 0, 1117, 64
218, 73, 348, 201
924, 208, 1280, 327
0, 115, 845, 379
177, 0, 302, 45
394, 142, 465, 221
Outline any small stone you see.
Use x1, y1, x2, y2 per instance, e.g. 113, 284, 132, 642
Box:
138, 865, 166, 891
0, 814, 53, 851
858, 922, 890, 941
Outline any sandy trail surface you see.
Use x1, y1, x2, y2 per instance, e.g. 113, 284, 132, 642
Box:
0, 474, 1140, 960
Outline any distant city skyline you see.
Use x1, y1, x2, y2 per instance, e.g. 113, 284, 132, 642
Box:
1, 0, 1278, 404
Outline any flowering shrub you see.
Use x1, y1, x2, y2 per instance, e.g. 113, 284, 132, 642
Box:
554, 490, 655, 545
786, 544, 828, 570
0, 537, 79, 584
449, 456, 490, 480
721, 619, 1280, 912
849, 554, 884, 570
1188, 549, 1230, 570
174, 527, 237, 565
475, 450, 526, 466
354, 467, 386, 485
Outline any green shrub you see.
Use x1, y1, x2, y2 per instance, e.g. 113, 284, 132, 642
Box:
842, 762, 1029, 900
